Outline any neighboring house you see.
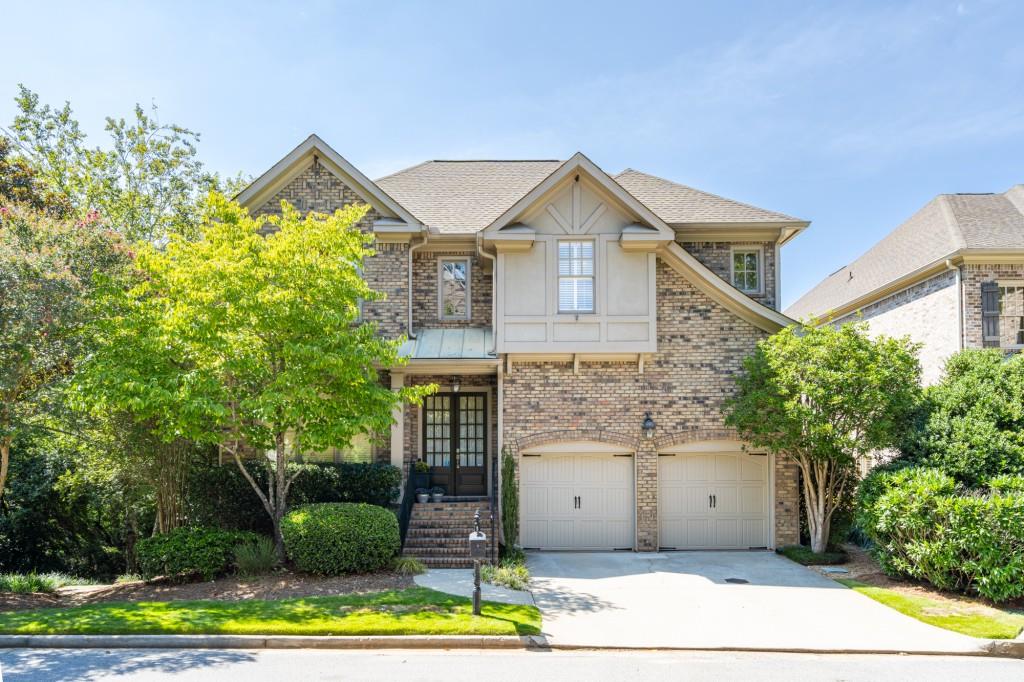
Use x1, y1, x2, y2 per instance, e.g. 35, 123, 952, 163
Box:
787, 186, 1024, 385
235, 135, 809, 563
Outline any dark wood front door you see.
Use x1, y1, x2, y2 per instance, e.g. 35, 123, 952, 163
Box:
423, 392, 487, 496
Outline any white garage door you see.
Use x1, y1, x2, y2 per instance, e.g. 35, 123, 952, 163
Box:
659, 452, 769, 550
520, 453, 634, 550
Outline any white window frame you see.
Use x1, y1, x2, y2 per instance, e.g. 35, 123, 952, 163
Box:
997, 280, 1024, 350
557, 239, 596, 314
730, 245, 764, 295
438, 257, 472, 321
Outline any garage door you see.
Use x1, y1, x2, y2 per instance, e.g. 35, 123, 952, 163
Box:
658, 451, 768, 550
520, 453, 634, 550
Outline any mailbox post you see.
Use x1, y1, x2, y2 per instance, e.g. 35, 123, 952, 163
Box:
468, 509, 487, 615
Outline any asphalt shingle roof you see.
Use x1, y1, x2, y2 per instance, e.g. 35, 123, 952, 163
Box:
614, 169, 803, 225
786, 185, 1024, 320
376, 161, 805, 234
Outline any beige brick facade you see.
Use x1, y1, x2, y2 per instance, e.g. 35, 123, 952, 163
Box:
501, 261, 800, 550
681, 241, 778, 310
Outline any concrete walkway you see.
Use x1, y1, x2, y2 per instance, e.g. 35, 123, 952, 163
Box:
414, 569, 535, 606
528, 551, 987, 654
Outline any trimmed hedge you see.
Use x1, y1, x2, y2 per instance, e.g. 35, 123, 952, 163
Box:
185, 461, 401, 533
857, 467, 1024, 602
136, 527, 261, 582
281, 503, 399, 575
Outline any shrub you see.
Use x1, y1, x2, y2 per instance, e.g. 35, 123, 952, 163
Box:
136, 527, 259, 581
776, 545, 847, 566
482, 558, 530, 591
857, 466, 1024, 602
234, 536, 277, 577
0, 572, 96, 594
500, 446, 519, 551
281, 503, 399, 575
391, 556, 426, 575
185, 460, 402, 533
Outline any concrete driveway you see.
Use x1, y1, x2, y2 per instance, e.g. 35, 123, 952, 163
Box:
527, 551, 987, 654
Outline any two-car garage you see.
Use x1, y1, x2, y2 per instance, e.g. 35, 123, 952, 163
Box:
519, 441, 771, 551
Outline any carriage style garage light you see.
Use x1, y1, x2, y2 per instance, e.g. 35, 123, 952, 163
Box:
451, 376, 461, 393
642, 412, 656, 440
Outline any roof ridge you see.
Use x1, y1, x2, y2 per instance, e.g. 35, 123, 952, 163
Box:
374, 159, 434, 183
617, 168, 802, 222
936, 195, 968, 251
426, 159, 562, 163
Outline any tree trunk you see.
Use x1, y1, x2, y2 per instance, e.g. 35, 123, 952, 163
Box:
0, 435, 10, 503
798, 456, 834, 555
229, 433, 298, 567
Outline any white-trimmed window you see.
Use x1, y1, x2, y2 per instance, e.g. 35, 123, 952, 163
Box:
300, 433, 374, 464
731, 247, 763, 294
998, 282, 1024, 349
439, 258, 471, 320
558, 241, 595, 313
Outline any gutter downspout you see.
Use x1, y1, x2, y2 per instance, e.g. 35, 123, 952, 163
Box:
476, 232, 497, 354
407, 232, 428, 339
946, 259, 963, 350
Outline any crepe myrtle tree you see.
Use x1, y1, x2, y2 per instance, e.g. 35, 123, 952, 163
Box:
724, 321, 921, 554
77, 194, 432, 560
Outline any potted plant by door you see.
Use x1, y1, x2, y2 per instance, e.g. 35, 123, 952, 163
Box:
415, 488, 430, 504
430, 486, 445, 503
413, 460, 431, 489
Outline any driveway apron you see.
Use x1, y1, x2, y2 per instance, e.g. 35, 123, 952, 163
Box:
527, 551, 985, 653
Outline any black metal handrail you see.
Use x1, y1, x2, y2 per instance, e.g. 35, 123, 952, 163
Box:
397, 469, 418, 549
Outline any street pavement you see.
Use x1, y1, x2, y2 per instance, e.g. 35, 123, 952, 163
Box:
1, 648, 1022, 681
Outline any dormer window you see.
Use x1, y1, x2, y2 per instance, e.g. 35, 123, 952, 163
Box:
558, 240, 595, 313
731, 246, 763, 295
439, 258, 471, 320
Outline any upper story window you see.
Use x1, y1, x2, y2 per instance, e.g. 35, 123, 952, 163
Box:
731, 247, 763, 294
984, 281, 1024, 349
558, 240, 595, 313
439, 258, 471, 320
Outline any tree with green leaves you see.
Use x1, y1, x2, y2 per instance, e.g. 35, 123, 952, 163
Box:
724, 322, 921, 554
0, 203, 131, 501
10, 85, 246, 244
77, 195, 431, 560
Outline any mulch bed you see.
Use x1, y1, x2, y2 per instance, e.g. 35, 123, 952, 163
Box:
0, 571, 415, 613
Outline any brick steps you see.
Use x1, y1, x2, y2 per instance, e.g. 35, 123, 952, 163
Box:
402, 500, 495, 568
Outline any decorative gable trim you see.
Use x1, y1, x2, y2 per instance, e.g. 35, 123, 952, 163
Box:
235, 134, 422, 230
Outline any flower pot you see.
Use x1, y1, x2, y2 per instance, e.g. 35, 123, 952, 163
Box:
416, 493, 429, 503
430, 493, 444, 503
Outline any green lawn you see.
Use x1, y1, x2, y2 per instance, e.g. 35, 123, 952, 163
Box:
0, 587, 541, 637
838, 579, 1024, 640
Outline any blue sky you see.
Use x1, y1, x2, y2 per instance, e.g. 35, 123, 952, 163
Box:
4, 0, 1023, 307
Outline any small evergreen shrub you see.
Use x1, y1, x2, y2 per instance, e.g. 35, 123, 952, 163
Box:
234, 536, 277, 577
500, 446, 519, 551
136, 527, 259, 581
0, 572, 95, 594
281, 503, 399, 575
391, 556, 426, 575
857, 466, 1024, 602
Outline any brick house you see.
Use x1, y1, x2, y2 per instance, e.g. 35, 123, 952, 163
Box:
787, 187, 1024, 385
236, 135, 808, 564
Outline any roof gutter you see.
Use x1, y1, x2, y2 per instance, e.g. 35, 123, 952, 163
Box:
476, 232, 497, 354
946, 258, 964, 351
407, 233, 428, 339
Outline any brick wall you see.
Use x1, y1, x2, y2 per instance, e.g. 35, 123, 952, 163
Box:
502, 260, 800, 550
252, 161, 409, 339
962, 263, 1024, 349
680, 241, 778, 310
411, 251, 493, 330
833, 269, 960, 385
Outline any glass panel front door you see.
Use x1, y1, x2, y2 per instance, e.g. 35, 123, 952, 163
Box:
423, 392, 486, 496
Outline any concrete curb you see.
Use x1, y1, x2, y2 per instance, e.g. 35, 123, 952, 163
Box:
0, 634, 546, 650
1, 634, 1021, 658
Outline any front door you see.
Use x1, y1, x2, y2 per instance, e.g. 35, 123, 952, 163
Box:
423, 392, 487, 496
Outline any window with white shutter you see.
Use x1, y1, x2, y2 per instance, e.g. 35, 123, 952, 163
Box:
558, 241, 595, 313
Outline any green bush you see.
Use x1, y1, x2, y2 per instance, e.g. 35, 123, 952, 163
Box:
0, 572, 96, 594
857, 466, 1024, 602
391, 556, 426, 575
281, 503, 399, 575
234, 536, 277, 577
776, 545, 848, 566
185, 460, 402, 534
500, 446, 519, 552
136, 527, 260, 581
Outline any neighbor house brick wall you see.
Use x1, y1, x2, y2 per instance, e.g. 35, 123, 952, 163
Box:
680, 241, 778, 310
411, 251, 493, 330
833, 269, 960, 385
501, 260, 799, 550
252, 161, 408, 339
962, 263, 1024, 350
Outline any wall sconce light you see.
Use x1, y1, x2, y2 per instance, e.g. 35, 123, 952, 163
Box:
642, 412, 656, 440
451, 376, 461, 393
